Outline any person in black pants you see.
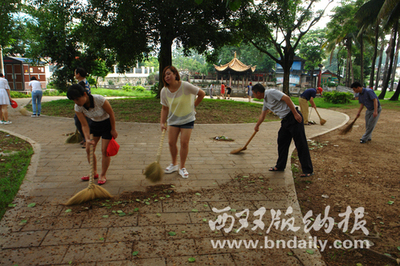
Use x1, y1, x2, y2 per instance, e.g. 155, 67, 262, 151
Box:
252, 84, 313, 177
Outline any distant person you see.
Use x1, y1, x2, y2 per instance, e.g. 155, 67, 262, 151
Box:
160, 66, 205, 179
226, 85, 232, 99
74, 67, 91, 148
298, 87, 323, 125
209, 83, 214, 99
247, 82, 253, 102
29, 76, 44, 117
220, 83, 225, 99
351, 82, 382, 144
0, 73, 12, 124
252, 83, 313, 177
67, 83, 118, 185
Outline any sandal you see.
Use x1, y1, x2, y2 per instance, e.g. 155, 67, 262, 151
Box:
81, 174, 99, 181
300, 173, 314, 177
269, 167, 284, 172
98, 179, 107, 185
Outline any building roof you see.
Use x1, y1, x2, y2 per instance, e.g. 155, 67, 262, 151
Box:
214, 52, 256, 75
3, 56, 45, 65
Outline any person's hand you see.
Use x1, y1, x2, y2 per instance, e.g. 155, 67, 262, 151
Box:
254, 124, 260, 132
356, 113, 361, 118
86, 138, 95, 146
294, 112, 303, 123
111, 129, 118, 139
161, 123, 167, 131
373, 111, 378, 117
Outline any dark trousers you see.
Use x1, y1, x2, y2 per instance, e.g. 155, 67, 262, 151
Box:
74, 114, 90, 142
275, 109, 313, 174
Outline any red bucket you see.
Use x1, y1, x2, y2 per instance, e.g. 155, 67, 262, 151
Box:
10, 100, 18, 109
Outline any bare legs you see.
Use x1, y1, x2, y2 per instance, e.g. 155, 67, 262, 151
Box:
168, 126, 192, 168
85, 136, 111, 182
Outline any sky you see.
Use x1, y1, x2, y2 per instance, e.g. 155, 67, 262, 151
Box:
313, 0, 341, 29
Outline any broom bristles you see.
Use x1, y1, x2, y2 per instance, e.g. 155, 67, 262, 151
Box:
65, 130, 83, 144
19, 107, 29, 116
320, 119, 327, 125
65, 184, 112, 205
340, 120, 356, 135
144, 161, 164, 182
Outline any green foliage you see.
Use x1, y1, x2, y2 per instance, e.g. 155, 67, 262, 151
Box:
10, 91, 30, 98
151, 83, 160, 95
121, 84, 145, 92
86, 76, 97, 87
0, 133, 33, 220
323, 91, 354, 104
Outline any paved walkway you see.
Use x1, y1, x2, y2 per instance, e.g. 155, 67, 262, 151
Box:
0, 96, 348, 265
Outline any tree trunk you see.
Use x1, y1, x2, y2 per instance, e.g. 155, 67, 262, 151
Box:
389, 77, 400, 101
157, 38, 173, 98
379, 22, 398, 99
346, 38, 352, 87
282, 45, 295, 95
374, 39, 385, 90
369, 24, 380, 88
389, 29, 400, 91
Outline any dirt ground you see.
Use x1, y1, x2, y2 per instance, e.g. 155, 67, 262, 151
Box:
292, 108, 400, 266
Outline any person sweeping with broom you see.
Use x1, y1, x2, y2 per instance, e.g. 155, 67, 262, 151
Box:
160, 66, 205, 179
350, 82, 381, 144
67, 83, 118, 185
252, 84, 313, 177
298, 87, 323, 125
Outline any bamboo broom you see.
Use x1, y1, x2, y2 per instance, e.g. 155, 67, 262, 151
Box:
65, 134, 112, 205
340, 117, 358, 135
144, 129, 166, 182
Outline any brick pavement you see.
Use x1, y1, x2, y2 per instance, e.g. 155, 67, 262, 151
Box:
0, 97, 348, 265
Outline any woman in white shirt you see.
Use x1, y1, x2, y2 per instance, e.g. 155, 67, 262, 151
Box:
160, 66, 205, 178
0, 73, 12, 124
29, 76, 43, 117
67, 84, 118, 185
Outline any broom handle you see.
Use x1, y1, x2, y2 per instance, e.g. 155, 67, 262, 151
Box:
156, 129, 166, 163
243, 131, 257, 149
89, 134, 94, 186
315, 108, 323, 120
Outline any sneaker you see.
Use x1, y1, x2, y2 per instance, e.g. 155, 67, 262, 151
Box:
179, 168, 189, 179
2, 121, 12, 125
31, 114, 36, 118
165, 163, 178, 174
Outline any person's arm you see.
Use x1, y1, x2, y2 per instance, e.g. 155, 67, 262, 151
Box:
281, 94, 302, 123
76, 111, 92, 144
309, 97, 317, 109
373, 99, 379, 117
160, 105, 169, 131
195, 89, 205, 107
102, 100, 118, 139
356, 104, 364, 118
254, 110, 268, 132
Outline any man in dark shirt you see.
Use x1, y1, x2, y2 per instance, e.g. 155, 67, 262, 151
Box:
298, 87, 322, 125
350, 82, 382, 144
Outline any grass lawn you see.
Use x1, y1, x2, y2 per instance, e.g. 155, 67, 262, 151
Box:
0, 132, 33, 220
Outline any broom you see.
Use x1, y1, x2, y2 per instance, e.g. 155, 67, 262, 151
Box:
65, 134, 112, 205
65, 129, 83, 144
19, 99, 31, 116
230, 131, 257, 154
340, 116, 358, 135
315, 108, 327, 125
144, 129, 166, 182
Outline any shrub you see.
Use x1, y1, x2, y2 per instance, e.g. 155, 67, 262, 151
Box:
10, 91, 30, 98
323, 91, 354, 104
122, 84, 133, 92
134, 86, 145, 92
151, 82, 159, 95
